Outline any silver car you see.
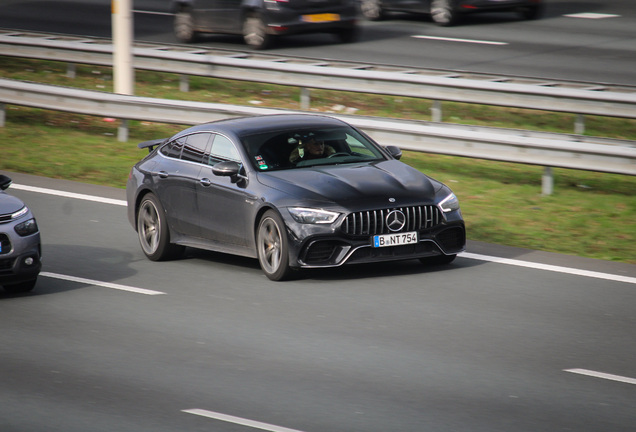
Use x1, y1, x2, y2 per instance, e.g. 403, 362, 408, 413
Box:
0, 175, 41, 293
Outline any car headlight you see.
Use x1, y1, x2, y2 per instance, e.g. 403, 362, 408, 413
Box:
439, 193, 460, 213
14, 218, 39, 236
288, 207, 340, 224
12, 206, 29, 220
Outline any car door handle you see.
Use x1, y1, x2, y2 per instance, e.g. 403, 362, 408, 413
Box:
200, 178, 212, 187
157, 171, 169, 179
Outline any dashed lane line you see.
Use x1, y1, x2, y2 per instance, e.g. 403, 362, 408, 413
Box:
41, 272, 165, 295
564, 369, 636, 386
183, 409, 305, 432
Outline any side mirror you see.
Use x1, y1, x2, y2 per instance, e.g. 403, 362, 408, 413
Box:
212, 161, 241, 177
385, 145, 402, 160
212, 161, 247, 184
0, 174, 12, 191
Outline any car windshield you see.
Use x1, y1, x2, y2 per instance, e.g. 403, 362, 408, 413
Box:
241, 125, 386, 172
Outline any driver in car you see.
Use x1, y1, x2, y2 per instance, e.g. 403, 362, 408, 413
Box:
289, 133, 335, 164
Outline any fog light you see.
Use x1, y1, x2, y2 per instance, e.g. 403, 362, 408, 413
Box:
24, 257, 34, 266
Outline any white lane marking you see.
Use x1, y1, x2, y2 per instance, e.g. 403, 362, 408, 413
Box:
12, 184, 127, 206
564, 13, 620, 19
41, 272, 165, 295
412, 35, 508, 45
564, 369, 636, 386
132, 10, 174, 16
183, 409, 305, 432
460, 252, 636, 286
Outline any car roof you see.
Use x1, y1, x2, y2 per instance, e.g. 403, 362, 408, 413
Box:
178, 114, 349, 138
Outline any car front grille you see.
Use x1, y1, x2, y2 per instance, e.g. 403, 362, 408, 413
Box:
0, 233, 11, 255
341, 206, 442, 236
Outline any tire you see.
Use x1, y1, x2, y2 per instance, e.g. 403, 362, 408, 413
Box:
137, 193, 184, 261
430, 0, 458, 26
360, 0, 385, 21
243, 14, 272, 50
174, 10, 198, 43
419, 254, 457, 266
256, 210, 293, 281
3, 278, 37, 294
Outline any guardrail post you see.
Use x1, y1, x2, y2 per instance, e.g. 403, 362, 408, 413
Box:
180, 74, 189, 92
575, 114, 585, 135
431, 100, 442, 122
118, 119, 129, 142
66, 63, 76, 79
0, 103, 5, 127
542, 166, 554, 195
300, 87, 311, 110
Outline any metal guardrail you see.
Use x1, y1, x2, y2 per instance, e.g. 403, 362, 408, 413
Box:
1, 78, 634, 196
1, 29, 636, 133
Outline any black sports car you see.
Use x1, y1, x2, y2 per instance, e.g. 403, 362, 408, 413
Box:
126, 114, 465, 280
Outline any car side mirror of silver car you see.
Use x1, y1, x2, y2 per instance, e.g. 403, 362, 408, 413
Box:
0, 174, 13, 191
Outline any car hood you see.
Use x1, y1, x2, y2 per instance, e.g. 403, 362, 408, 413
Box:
257, 160, 440, 208
0, 192, 26, 215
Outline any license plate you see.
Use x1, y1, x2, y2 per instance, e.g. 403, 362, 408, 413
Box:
302, 13, 340, 23
373, 231, 418, 248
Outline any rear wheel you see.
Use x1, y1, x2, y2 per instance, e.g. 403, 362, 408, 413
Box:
137, 193, 184, 261
243, 14, 272, 50
430, 0, 458, 26
360, 0, 385, 21
256, 210, 293, 281
174, 9, 198, 43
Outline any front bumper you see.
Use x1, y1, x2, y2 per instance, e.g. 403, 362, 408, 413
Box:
281, 209, 465, 269
0, 238, 42, 286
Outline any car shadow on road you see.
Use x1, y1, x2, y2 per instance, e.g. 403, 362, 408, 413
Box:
185, 247, 483, 282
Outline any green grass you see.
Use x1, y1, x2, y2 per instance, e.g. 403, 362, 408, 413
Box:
1, 56, 635, 264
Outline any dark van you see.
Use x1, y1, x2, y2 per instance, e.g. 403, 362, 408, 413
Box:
171, 0, 359, 49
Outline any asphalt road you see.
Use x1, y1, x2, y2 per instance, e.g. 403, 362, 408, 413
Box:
1, 171, 635, 432
0, 0, 635, 85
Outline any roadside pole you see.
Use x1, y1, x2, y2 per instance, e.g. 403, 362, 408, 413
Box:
112, 0, 134, 141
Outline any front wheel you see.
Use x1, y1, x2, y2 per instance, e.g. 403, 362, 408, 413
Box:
430, 0, 458, 26
243, 14, 272, 50
137, 193, 184, 261
256, 210, 293, 281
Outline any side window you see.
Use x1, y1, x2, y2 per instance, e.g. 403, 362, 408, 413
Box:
159, 137, 185, 159
181, 133, 212, 163
208, 134, 241, 164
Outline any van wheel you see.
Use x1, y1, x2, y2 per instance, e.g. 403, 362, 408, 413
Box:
430, 0, 458, 26
243, 14, 271, 50
174, 10, 198, 43
360, 0, 385, 21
